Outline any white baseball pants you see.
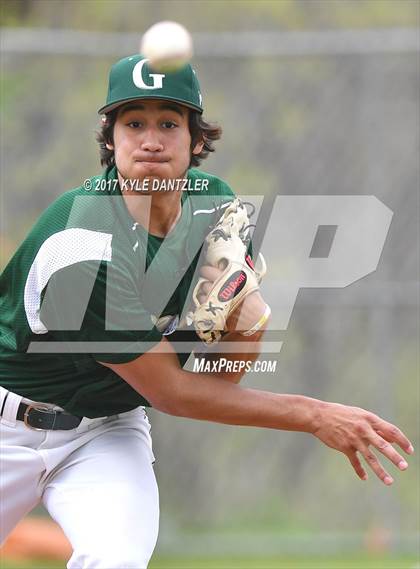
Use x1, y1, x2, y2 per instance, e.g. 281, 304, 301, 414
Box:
0, 387, 160, 568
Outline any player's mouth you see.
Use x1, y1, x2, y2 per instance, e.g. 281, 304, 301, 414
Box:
133, 155, 170, 164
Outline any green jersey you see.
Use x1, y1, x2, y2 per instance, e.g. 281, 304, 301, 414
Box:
0, 166, 235, 417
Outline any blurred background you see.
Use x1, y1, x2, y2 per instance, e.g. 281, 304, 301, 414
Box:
0, 1, 419, 568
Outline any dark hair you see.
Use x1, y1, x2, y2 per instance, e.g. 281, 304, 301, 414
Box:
96, 105, 222, 168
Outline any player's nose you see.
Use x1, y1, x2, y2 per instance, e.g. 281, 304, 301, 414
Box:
140, 128, 164, 152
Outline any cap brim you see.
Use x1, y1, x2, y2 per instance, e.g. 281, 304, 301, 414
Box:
98, 95, 203, 115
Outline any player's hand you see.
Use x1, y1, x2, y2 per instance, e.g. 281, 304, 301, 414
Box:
196, 265, 221, 305
312, 402, 414, 485
197, 265, 268, 333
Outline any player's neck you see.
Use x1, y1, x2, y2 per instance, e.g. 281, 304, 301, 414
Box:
121, 177, 183, 237
148, 192, 183, 237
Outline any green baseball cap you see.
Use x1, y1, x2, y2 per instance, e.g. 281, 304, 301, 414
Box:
98, 54, 203, 114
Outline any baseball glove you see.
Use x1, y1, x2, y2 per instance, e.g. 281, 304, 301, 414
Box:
187, 197, 266, 345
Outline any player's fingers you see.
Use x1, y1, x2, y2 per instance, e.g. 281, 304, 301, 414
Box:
358, 445, 393, 485
369, 433, 409, 472
346, 451, 368, 481
373, 422, 414, 455
197, 293, 207, 305
199, 265, 222, 282
197, 281, 213, 304
200, 281, 213, 295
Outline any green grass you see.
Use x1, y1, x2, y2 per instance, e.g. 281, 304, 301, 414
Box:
1, 556, 418, 569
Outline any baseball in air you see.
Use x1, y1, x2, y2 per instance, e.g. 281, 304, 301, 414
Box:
140, 21, 193, 72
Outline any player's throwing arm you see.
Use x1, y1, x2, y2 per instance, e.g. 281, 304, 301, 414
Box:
103, 197, 413, 487
102, 336, 413, 487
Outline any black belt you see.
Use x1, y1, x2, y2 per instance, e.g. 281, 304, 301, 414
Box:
16, 402, 82, 431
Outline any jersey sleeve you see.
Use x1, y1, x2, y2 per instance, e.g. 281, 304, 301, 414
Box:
38, 258, 162, 364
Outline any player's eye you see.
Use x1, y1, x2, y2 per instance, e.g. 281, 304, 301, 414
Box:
127, 121, 142, 128
162, 121, 178, 129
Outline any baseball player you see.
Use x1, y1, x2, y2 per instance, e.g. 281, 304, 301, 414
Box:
0, 55, 413, 568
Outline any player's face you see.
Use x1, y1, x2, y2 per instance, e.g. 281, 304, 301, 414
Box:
109, 99, 203, 183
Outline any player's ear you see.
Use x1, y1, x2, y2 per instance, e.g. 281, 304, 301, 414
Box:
106, 142, 114, 150
192, 140, 204, 155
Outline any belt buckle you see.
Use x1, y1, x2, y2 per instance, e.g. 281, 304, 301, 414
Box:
23, 403, 54, 431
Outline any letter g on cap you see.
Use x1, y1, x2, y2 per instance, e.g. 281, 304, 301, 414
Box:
132, 59, 165, 90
